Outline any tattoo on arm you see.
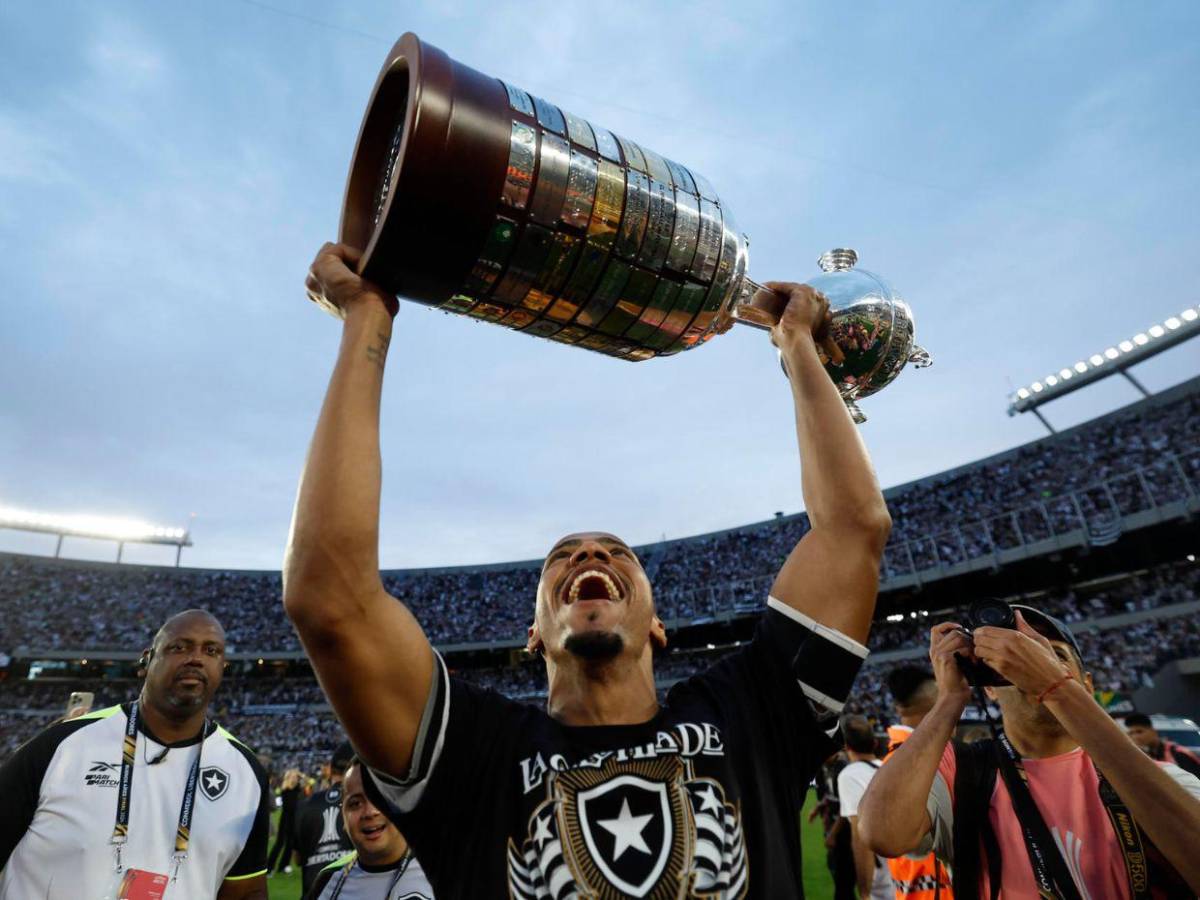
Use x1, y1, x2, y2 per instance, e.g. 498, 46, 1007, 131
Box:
365, 331, 390, 370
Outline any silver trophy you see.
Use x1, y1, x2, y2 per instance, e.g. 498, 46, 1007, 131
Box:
337, 33, 931, 421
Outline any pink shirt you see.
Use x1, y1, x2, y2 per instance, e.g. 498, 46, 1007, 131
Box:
928, 743, 1200, 900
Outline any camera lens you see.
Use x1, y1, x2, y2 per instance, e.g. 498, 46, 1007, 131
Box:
970, 598, 1015, 630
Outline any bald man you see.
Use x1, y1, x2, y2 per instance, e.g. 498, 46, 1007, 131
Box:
0, 610, 270, 899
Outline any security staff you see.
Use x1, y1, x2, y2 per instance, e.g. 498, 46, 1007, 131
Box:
0, 610, 270, 899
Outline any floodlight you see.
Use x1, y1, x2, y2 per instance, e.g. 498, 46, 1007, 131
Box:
1007, 302, 1200, 422
0, 505, 191, 550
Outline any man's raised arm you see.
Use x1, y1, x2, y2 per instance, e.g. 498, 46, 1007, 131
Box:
766, 283, 892, 645
283, 242, 433, 778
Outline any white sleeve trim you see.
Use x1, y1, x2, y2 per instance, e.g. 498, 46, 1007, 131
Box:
766, 596, 869, 659
800, 682, 848, 716
367, 650, 450, 814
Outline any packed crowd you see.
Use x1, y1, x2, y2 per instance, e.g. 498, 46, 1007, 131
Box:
3, 558, 1196, 770
2, 388, 1196, 655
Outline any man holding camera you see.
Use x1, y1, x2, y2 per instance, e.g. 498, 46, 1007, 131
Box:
856, 603, 1200, 898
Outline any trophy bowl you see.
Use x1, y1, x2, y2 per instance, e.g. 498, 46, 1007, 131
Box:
335, 32, 930, 419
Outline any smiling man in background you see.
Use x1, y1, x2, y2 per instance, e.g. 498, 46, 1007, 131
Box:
304, 759, 433, 899
0, 609, 270, 899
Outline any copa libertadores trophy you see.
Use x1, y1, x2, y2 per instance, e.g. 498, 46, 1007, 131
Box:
332, 33, 931, 421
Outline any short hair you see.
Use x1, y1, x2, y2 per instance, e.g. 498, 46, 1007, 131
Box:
842, 715, 878, 755
1124, 713, 1154, 729
330, 740, 355, 775
886, 665, 936, 707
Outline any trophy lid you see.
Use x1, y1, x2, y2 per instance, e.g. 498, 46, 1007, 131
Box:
817, 248, 858, 272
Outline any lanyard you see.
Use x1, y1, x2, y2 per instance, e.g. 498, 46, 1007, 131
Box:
994, 728, 1151, 900
111, 701, 207, 882
328, 852, 409, 900
993, 729, 1080, 900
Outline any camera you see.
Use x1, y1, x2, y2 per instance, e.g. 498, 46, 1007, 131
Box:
955, 598, 1016, 687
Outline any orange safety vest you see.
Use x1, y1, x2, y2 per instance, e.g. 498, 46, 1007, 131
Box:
884, 725, 954, 899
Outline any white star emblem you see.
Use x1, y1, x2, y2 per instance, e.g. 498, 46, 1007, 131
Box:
205, 772, 224, 792
532, 815, 553, 849
698, 785, 723, 816
597, 798, 653, 861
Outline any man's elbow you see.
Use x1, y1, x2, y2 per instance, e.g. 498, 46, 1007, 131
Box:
857, 804, 919, 859
282, 540, 377, 634
825, 504, 892, 554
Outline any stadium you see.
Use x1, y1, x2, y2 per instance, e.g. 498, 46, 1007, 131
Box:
5, 375, 1197, 770
5, 4, 1200, 898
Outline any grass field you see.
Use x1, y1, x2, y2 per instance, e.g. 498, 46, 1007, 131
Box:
266, 795, 836, 898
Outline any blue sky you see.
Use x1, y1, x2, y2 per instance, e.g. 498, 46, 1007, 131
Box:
1, 0, 1197, 569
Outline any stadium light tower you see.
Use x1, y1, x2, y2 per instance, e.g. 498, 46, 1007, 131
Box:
1007, 304, 1200, 433
0, 505, 193, 566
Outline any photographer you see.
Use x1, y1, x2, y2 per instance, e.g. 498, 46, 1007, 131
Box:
856, 602, 1200, 898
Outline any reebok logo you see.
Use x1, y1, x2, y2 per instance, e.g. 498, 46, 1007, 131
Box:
86, 761, 120, 788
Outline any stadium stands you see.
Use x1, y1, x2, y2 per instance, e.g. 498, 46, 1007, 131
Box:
2, 379, 1197, 774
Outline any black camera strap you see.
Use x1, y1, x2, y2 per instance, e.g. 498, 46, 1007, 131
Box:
992, 728, 1153, 900
1095, 771, 1151, 900
992, 729, 1083, 900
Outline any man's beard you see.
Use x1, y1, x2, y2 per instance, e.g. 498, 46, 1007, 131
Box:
564, 631, 624, 662
999, 688, 1067, 734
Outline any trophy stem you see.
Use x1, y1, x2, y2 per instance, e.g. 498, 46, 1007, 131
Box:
729, 277, 779, 331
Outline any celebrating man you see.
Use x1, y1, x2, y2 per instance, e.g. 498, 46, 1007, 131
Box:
0, 610, 270, 899
284, 243, 891, 897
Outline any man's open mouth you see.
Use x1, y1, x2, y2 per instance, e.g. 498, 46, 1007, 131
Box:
361, 822, 386, 837
566, 569, 621, 604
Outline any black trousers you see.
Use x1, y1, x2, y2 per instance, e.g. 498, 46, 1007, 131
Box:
267, 821, 295, 873
828, 829, 857, 900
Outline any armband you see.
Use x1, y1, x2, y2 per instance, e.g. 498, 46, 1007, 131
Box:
768, 597, 868, 715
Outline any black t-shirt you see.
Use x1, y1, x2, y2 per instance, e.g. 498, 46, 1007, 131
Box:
293, 784, 354, 894
364, 602, 861, 898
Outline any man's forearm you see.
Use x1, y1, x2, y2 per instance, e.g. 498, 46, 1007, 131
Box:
859, 697, 959, 857
786, 335, 889, 536
1045, 680, 1200, 891
283, 302, 395, 620
849, 818, 875, 896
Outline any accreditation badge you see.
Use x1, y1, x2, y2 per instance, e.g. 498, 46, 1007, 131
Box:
101, 867, 169, 900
